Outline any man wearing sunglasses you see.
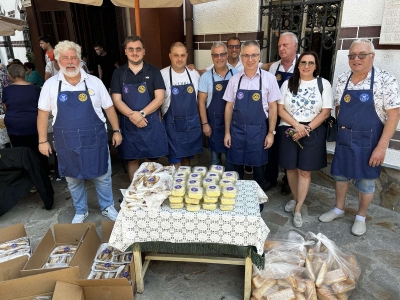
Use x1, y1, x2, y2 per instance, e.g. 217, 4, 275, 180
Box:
198, 42, 239, 166
265, 32, 300, 199
223, 41, 281, 211
110, 36, 168, 182
319, 39, 400, 236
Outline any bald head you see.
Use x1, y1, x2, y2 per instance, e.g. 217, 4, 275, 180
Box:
169, 42, 188, 72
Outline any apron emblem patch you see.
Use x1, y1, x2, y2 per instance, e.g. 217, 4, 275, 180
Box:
123, 86, 129, 94
237, 92, 244, 100
359, 93, 369, 102
88, 89, 95, 96
187, 86, 194, 94
172, 87, 179, 95
215, 84, 223, 91
344, 94, 351, 103
138, 85, 146, 93
252, 93, 261, 101
59, 94, 68, 102
78, 93, 88, 102
276, 74, 282, 81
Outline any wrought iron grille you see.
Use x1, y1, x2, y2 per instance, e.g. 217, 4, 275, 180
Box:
260, 0, 343, 81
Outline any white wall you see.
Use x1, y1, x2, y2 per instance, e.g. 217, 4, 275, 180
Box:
0, 0, 28, 64
193, 0, 259, 35
341, 0, 384, 27
193, 0, 260, 69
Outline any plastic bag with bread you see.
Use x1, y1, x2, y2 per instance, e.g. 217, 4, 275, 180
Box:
304, 232, 360, 299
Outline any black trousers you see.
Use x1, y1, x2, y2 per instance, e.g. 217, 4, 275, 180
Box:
9, 134, 50, 175
264, 118, 288, 184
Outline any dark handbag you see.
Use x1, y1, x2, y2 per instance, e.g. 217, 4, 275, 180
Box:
325, 115, 338, 142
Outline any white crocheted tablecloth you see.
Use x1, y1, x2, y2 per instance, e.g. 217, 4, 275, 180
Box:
109, 180, 269, 255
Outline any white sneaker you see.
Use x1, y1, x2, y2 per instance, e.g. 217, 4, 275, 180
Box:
285, 200, 296, 212
102, 205, 119, 221
72, 212, 88, 224
293, 212, 303, 227
319, 209, 345, 223
351, 220, 366, 236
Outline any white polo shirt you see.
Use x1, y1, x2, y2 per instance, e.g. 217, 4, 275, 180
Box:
38, 68, 113, 124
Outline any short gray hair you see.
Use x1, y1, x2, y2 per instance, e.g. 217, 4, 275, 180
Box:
54, 40, 82, 61
7, 64, 25, 79
350, 38, 375, 53
280, 32, 298, 44
211, 42, 227, 52
241, 40, 260, 52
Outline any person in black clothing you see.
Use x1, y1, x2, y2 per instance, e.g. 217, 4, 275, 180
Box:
94, 42, 119, 90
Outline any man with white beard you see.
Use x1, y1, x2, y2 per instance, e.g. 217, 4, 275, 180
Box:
37, 40, 122, 223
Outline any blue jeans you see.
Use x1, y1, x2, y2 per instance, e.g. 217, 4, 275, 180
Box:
333, 175, 375, 194
210, 151, 223, 166
66, 155, 114, 214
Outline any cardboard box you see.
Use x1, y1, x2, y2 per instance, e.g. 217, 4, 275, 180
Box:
0, 223, 30, 281
53, 279, 134, 300
96, 221, 135, 284
0, 266, 79, 300
21, 223, 101, 278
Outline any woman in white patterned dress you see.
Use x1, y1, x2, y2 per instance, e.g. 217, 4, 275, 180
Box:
277, 51, 333, 228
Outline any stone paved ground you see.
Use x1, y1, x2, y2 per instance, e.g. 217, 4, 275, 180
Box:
0, 147, 399, 300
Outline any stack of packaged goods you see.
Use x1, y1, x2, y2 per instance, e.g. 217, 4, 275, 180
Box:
88, 244, 132, 282
168, 165, 239, 212
251, 231, 361, 300
121, 162, 174, 211
42, 245, 78, 269
0, 236, 31, 263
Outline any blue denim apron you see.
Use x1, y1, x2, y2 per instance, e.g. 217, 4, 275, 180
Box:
227, 70, 268, 166
117, 68, 168, 159
163, 67, 203, 158
275, 57, 296, 88
206, 69, 233, 153
53, 80, 108, 179
331, 67, 384, 179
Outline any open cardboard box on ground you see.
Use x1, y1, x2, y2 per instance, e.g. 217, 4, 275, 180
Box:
0, 223, 30, 282
53, 279, 134, 300
21, 223, 100, 278
0, 266, 80, 300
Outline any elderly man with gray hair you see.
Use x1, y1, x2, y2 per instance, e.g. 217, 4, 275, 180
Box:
319, 38, 400, 236
37, 40, 122, 223
198, 42, 239, 165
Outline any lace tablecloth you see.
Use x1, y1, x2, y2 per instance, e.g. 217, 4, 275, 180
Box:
109, 180, 270, 255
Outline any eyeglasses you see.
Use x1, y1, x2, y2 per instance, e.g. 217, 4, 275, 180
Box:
299, 61, 315, 67
347, 53, 373, 60
228, 45, 241, 49
241, 53, 260, 60
211, 52, 227, 58
126, 47, 143, 53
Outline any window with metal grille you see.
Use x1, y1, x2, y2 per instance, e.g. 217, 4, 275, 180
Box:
260, 0, 343, 81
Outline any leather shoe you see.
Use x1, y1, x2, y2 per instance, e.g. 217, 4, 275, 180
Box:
280, 183, 291, 195
262, 181, 277, 191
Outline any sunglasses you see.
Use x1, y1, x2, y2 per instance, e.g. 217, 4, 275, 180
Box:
211, 52, 227, 58
347, 53, 373, 60
299, 61, 315, 67
126, 47, 143, 53
228, 45, 241, 49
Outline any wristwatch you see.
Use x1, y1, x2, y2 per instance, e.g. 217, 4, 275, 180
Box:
139, 110, 146, 117
268, 130, 276, 135
113, 129, 122, 133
